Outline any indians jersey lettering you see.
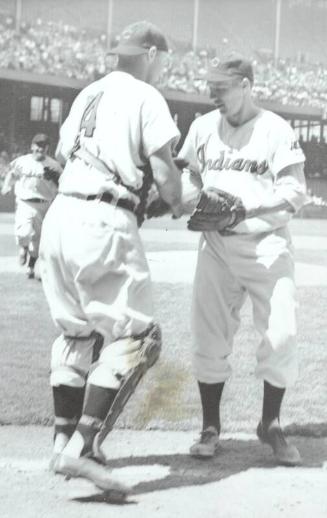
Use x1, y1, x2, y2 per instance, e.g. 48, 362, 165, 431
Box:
179, 109, 306, 233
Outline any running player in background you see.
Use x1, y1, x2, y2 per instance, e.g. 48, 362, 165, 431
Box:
1, 134, 62, 278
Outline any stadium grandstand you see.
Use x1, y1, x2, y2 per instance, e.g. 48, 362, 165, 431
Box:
0, 0, 326, 214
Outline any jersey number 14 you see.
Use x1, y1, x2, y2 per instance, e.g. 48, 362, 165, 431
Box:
80, 91, 104, 137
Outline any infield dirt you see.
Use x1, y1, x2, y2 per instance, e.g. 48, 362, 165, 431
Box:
0, 426, 326, 518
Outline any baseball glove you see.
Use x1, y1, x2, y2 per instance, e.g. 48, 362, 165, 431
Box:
187, 187, 246, 232
43, 166, 60, 187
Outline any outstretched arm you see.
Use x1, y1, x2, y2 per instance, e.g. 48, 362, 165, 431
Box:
1, 165, 16, 195
149, 141, 183, 218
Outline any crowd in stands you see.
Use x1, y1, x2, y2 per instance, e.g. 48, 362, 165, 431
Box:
0, 16, 110, 80
0, 15, 327, 115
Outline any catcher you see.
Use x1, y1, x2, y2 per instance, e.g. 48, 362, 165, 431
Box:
177, 55, 307, 467
38, 21, 182, 498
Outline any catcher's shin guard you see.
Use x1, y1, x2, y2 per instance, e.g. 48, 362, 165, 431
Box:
95, 323, 161, 447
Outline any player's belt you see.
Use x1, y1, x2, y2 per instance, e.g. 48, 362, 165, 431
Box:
25, 198, 48, 203
60, 192, 137, 214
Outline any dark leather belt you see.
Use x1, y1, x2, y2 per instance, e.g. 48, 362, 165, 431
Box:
25, 198, 48, 203
60, 192, 137, 214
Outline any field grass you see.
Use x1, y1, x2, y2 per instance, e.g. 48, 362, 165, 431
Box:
1, 229, 327, 436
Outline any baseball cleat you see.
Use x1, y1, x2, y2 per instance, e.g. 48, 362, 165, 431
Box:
257, 421, 302, 466
189, 426, 220, 458
18, 247, 28, 266
88, 433, 108, 465
49, 432, 71, 471
26, 267, 35, 279
53, 454, 131, 497
49, 453, 60, 472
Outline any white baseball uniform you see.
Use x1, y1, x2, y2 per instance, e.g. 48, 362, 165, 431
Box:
2, 154, 61, 256
39, 71, 180, 389
179, 109, 307, 388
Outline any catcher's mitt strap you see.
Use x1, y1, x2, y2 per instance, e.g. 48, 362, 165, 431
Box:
72, 147, 140, 203
95, 323, 162, 445
73, 147, 117, 181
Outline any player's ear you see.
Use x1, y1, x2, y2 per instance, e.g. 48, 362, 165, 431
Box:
241, 77, 251, 90
147, 46, 157, 62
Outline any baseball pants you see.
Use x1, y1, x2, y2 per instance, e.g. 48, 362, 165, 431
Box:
15, 198, 50, 257
39, 194, 154, 388
192, 227, 298, 388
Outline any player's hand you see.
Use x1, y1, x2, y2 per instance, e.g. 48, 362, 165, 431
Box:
171, 203, 183, 219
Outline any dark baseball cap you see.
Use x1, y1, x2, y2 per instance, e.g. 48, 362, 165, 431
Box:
108, 21, 169, 56
204, 54, 254, 84
32, 133, 50, 146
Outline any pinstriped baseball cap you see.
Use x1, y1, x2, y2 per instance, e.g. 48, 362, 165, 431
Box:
204, 54, 254, 84
108, 21, 169, 56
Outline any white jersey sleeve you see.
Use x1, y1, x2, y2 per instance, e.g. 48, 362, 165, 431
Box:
268, 119, 305, 175
141, 87, 180, 158
268, 118, 307, 212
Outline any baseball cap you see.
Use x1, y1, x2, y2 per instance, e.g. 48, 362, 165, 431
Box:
204, 54, 254, 84
32, 133, 50, 146
108, 21, 169, 56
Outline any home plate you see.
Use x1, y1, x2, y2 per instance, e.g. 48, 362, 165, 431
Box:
110, 464, 170, 486
66, 464, 171, 499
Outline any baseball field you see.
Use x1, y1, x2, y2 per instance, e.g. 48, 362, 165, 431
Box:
0, 212, 327, 517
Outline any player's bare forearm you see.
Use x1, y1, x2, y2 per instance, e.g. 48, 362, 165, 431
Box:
1, 173, 14, 195
149, 143, 183, 217
155, 174, 183, 217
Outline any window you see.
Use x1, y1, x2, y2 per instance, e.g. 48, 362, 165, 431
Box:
50, 98, 62, 124
30, 96, 62, 123
30, 96, 44, 121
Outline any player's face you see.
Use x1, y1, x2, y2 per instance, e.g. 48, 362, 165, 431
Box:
209, 79, 245, 118
31, 143, 47, 161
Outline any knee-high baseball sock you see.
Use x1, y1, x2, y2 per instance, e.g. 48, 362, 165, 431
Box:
198, 381, 224, 433
63, 384, 118, 458
261, 380, 285, 427
52, 385, 85, 453
27, 255, 37, 268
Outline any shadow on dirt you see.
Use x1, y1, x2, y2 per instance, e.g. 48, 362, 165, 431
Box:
70, 437, 327, 504
72, 493, 138, 506
285, 422, 327, 437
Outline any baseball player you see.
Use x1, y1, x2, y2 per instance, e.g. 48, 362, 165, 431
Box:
1, 134, 62, 278
38, 21, 183, 496
178, 55, 307, 466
